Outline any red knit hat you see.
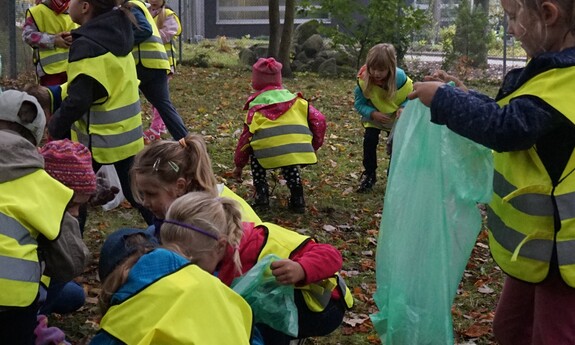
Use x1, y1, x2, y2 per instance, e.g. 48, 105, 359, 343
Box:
251, 57, 283, 90
40, 139, 97, 194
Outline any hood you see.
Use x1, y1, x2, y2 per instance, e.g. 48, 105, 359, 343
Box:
70, 9, 134, 59
0, 131, 44, 183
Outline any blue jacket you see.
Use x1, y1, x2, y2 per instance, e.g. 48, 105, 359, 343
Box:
429, 47, 575, 183
354, 67, 408, 120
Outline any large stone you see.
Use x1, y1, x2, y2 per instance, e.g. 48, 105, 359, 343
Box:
318, 58, 338, 77
239, 48, 257, 66
302, 34, 324, 58
294, 20, 321, 46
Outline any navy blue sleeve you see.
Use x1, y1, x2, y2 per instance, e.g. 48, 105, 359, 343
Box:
429, 84, 558, 152
48, 75, 107, 140
130, 5, 153, 44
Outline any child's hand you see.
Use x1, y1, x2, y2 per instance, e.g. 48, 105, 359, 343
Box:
408, 81, 444, 107
424, 70, 468, 92
54, 32, 72, 48
270, 259, 305, 285
371, 111, 394, 126
232, 166, 243, 182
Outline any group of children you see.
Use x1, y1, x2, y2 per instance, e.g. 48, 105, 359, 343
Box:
4, 0, 574, 342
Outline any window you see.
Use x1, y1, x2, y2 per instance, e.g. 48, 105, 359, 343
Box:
216, 0, 330, 25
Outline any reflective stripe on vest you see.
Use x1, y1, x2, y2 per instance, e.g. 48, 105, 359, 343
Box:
101, 263, 252, 344
0, 170, 72, 307
489, 65, 575, 286
130, 0, 171, 70
248, 97, 317, 169
155, 8, 181, 69
27, 4, 77, 75
68, 51, 144, 164
257, 222, 354, 311
357, 68, 413, 129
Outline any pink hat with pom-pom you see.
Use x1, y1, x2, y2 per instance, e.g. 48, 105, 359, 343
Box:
251, 57, 283, 90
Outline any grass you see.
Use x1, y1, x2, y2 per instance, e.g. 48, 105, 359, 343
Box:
4, 39, 505, 344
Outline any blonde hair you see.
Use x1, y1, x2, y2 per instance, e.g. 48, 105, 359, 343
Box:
152, 0, 168, 31
160, 192, 244, 275
362, 43, 398, 101
131, 134, 218, 204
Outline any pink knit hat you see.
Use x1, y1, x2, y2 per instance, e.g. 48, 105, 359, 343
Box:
251, 57, 283, 90
40, 139, 97, 194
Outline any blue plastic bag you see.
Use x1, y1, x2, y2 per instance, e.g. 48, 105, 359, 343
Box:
370, 99, 493, 344
231, 254, 299, 337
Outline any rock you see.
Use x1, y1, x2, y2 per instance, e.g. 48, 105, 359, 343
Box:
239, 48, 257, 66
318, 58, 338, 77
294, 20, 321, 46
302, 34, 324, 58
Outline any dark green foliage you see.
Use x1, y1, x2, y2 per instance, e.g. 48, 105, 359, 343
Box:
301, 0, 428, 68
443, 0, 490, 69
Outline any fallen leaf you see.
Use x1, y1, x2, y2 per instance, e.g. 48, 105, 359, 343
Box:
323, 224, 337, 232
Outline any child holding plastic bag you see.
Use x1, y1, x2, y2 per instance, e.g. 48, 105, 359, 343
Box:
354, 43, 413, 192
130, 134, 261, 238
408, 0, 575, 342
160, 192, 353, 344
92, 228, 253, 345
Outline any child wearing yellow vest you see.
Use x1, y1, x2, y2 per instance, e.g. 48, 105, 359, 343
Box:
354, 43, 413, 193
23, 0, 77, 86
160, 192, 353, 345
233, 57, 326, 213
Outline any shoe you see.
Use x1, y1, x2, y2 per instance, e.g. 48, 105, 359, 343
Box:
251, 184, 270, 210
288, 185, 305, 214
357, 171, 376, 193
143, 129, 161, 145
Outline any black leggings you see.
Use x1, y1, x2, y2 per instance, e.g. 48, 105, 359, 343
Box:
250, 154, 301, 190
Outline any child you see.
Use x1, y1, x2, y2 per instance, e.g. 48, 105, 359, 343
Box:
131, 134, 261, 238
38, 139, 95, 317
128, 0, 189, 142
47, 0, 154, 227
233, 57, 326, 213
354, 43, 413, 193
143, 0, 182, 144
161, 192, 354, 345
92, 228, 253, 345
0, 90, 87, 344
23, 0, 77, 86
408, 0, 575, 343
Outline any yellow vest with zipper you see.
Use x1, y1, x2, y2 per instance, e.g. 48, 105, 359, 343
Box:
0, 170, 72, 307
248, 95, 316, 169
357, 73, 413, 129
26, 4, 77, 75
257, 222, 354, 312
100, 263, 252, 345
154, 8, 181, 70
490, 65, 575, 286
68, 52, 144, 164
130, 0, 171, 70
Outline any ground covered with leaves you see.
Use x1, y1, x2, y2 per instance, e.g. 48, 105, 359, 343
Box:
4, 60, 505, 344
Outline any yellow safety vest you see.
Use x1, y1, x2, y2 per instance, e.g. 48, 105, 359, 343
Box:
257, 222, 354, 312
248, 95, 317, 169
357, 71, 413, 129
0, 170, 72, 307
220, 185, 262, 225
68, 52, 144, 164
490, 65, 575, 286
130, 0, 171, 70
154, 8, 181, 70
26, 4, 77, 75
100, 263, 253, 345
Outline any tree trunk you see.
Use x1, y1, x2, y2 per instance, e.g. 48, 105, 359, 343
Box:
268, 0, 280, 57
278, 0, 295, 78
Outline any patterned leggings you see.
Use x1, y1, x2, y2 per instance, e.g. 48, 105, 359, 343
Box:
250, 154, 301, 190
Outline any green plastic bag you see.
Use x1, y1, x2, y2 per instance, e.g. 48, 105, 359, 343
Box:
370, 99, 493, 344
231, 254, 299, 337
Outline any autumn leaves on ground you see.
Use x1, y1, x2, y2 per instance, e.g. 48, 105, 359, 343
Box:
12, 62, 502, 344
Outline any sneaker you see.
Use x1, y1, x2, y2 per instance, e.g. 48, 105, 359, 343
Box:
357, 171, 376, 193
143, 129, 161, 145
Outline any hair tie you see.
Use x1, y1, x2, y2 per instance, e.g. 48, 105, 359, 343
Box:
178, 138, 187, 148
163, 219, 219, 241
